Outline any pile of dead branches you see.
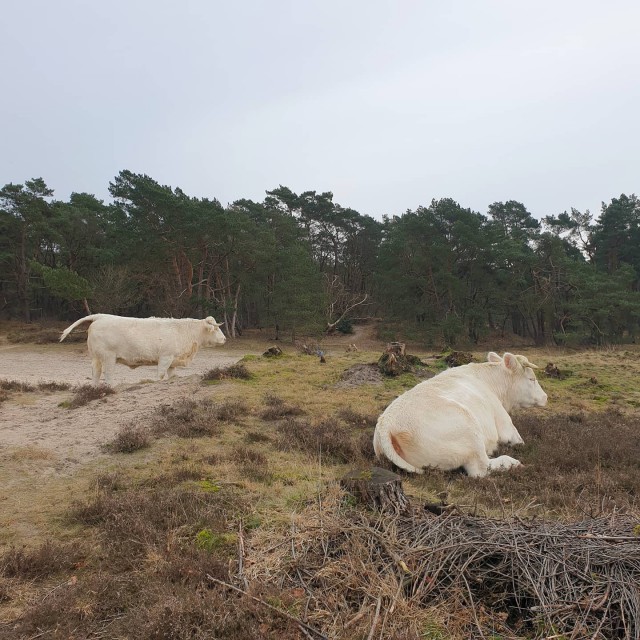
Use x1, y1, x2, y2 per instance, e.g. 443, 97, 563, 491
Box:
245, 488, 640, 639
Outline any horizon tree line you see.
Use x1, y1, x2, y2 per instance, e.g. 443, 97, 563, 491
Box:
1, 171, 639, 346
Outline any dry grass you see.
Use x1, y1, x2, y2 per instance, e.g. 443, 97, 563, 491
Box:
103, 424, 152, 454
275, 417, 371, 464
7, 477, 305, 639
65, 384, 116, 408
36, 381, 72, 392
228, 446, 272, 482
0, 541, 86, 580
150, 398, 250, 440
6, 324, 86, 344
445, 410, 640, 519
202, 363, 253, 381
0, 379, 35, 392
259, 393, 305, 420
151, 398, 222, 438
247, 487, 640, 639
3, 341, 640, 639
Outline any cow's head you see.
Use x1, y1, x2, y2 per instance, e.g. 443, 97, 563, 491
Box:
203, 316, 226, 345
503, 352, 547, 408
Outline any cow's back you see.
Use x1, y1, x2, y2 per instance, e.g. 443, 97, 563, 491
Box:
87, 316, 197, 365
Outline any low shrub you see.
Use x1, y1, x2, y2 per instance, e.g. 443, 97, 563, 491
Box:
260, 394, 305, 420
103, 425, 151, 454
64, 384, 115, 409
0, 541, 86, 580
275, 417, 361, 463
0, 379, 35, 392
151, 398, 221, 438
202, 363, 253, 381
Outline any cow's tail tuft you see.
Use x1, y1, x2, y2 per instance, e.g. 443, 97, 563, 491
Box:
60, 314, 102, 342
373, 416, 422, 474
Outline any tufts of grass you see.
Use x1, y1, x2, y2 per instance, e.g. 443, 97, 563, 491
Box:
0, 389, 8, 404
0, 379, 35, 392
214, 400, 250, 422
36, 380, 72, 392
92, 471, 127, 493
260, 393, 305, 420
336, 407, 378, 428
151, 398, 221, 438
0, 541, 86, 580
411, 410, 640, 518
228, 446, 272, 483
103, 425, 151, 454
275, 417, 363, 464
202, 363, 253, 382
64, 384, 115, 409
244, 431, 271, 444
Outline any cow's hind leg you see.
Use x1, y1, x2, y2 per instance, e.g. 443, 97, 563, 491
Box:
91, 358, 103, 385
157, 356, 174, 380
488, 455, 521, 472
465, 450, 521, 477
102, 353, 116, 387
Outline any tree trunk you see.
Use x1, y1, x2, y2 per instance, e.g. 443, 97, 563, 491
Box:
341, 467, 409, 514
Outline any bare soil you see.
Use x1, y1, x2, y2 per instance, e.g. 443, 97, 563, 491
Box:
0, 342, 243, 473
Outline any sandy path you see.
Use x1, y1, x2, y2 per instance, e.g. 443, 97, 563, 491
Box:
0, 342, 242, 385
0, 343, 244, 474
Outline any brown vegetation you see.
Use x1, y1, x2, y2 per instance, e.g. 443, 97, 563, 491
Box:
0, 541, 86, 580
247, 489, 640, 639
259, 394, 305, 420
6, 324, 86, 344
3, 342, 640, 639
202, 363, 253, 381
275, 417, 371, 464
103, 425, 152, 454
64, 384, 116, 409
151, 398, 222, 438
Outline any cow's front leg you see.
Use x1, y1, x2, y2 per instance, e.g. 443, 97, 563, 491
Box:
494, 406, 524, 445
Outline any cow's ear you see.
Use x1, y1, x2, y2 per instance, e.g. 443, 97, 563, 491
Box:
503, 352, 520, 372
487, 352, 502, 363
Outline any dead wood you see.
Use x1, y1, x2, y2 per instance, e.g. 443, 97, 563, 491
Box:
341, 467, 409, 514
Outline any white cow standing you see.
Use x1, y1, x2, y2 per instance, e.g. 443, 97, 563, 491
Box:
373, 352, 547, 477
60, 314, 226, 385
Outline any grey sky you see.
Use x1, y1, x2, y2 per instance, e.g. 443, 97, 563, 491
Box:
2, 0, 639, 221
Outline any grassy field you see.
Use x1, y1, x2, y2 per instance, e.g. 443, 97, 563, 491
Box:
1, 327, 640, 639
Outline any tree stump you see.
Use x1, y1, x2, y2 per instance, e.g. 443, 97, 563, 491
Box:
443, 351, 474, 367
341, 467, 409, 514
378, 342, 425, 376
544, 362, 561, 378
387, 342, 406, 357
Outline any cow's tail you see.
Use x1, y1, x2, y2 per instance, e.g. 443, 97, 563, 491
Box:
60, 314, 103, 342
373, 416, 422, 474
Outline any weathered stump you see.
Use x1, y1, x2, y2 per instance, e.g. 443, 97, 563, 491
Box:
378, 342, 425, 376
443, 351, 474, 367
544, 362, 561, 378
387, 342, 406, 357
341, 467, 409, 514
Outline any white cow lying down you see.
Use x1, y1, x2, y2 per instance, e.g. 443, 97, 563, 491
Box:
60, 314, 226, 385
373, 352, 547, 477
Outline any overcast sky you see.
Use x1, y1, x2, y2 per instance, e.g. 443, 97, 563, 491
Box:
2, 0, 639, 221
